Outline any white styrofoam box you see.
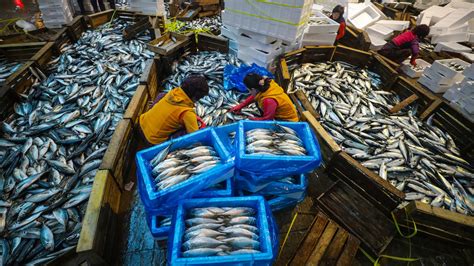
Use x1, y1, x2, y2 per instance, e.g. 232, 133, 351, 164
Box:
281, 34, 303, 53
222, 11, 308, 42
447, 0, 474, 10
238, 29, 279, 45
461, 52, 474, 63
225, 0, 312, 26
367, 24, 393, 40
400, 59, 431, 78
306, 17, 339, 34
469, 33, 474, 43
432, 10, 474, 34
237, 49, 271, 68
348, 4, 381, 30
424, 67, 463, 86
229, 47, 238, 56
469, 19, 474, 32
238, 45, 282, 64
303, 32, 336, 41
221, 25, 239, 40
237, 33, 282, 53
463, 64, 474, 79
418, 74, 451, 93
229, 39, 239, 51
443, 87, 462, 102
301, 39, 335, 46
420, 6, 455, 24
417, 13, 432, 26
369, 36, 386, 51
431, 32, 469, 44
450, 23, 469, 33
311, 9, 325, 18
431, 58, 470, 79
434, 42, 472, 53
375, 20, 409, 31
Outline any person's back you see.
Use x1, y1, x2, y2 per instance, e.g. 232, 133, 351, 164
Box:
140, 87, 195, 144
255, 80, 298, 122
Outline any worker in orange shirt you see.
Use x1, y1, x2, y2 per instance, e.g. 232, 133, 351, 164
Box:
230, 73, 298, 122
139, 75, 209, 145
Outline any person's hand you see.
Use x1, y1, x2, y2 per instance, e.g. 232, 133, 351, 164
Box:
196, 116, 206, 129
410, 59, 417, 67
229, 105, 242, 114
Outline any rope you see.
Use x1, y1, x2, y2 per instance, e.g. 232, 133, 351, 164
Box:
277, 212, 298, 260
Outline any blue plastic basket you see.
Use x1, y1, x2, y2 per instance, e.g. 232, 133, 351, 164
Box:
237, 190, 306, 213
168, 196, 278, 266
136, 128, 235, 214
146, 178, 234, 240
235, 171, 307, 198
213, 122, 239, 156
236, 121, 321, 183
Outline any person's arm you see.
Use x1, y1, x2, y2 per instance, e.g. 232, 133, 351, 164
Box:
336, 21, 346, 40
410, 39, 420, 66
182, 111, 199, 133
249, 98, 278, 121
230, 95, 255, 113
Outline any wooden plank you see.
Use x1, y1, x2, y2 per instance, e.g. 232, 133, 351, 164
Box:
389, 93, 419, 113
306, 220, 338, 265
99, 119, 133, 188
123, 85, 149, 127
332, 45, 371, 68
148, 58, 159, 100
290, 94, 305, 120
77, 170, 121, 263
295, 90, 318, 118
420, 98, 442, 120
321, 228, 349, 265
289, 214, 329, 266
336, 235, 361, 266
31, 42, 55, 70
87, 10, 114, 28
303, 111, 341, 164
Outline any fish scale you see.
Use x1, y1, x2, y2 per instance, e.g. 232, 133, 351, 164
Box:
290, 61, 474, 216
0, 19, 153, 264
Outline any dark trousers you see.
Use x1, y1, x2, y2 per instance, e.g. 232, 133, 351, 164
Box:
77, 0, 85, 14
90, 0, 106, 12
378, 42, 411, 64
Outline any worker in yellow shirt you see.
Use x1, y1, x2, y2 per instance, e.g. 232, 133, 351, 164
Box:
139, 75, 209, 145
230, 73, 298, 122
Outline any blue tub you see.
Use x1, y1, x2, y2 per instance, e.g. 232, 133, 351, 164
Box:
235, 121, 321, 184
195, 177, 234, 198
235, 171, 307, 199
214, 122, 239, 156
146, 213, 172, 240
168, 196, 278, 265
237, 189, 306, 213
136, 128, 235, 214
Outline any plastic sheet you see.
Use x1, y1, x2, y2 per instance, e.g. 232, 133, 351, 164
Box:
223, 63, 275, 92
236, 171, 307, 199
236, 121, 322, 184
214, 122, 239, 156
136, 128, 235, 215
168, 196, 278, 266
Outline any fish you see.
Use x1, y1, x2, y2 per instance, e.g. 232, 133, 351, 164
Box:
182, 207, 260, 257
245, 126, 307, 156
162, 51, 260, 126
290, 61, 474, 215
0, 18, 153, 264
150, 144, 222, 191
181, 15, 222, 34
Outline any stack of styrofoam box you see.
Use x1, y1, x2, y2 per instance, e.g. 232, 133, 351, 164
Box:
220, 24, 240, 56
301, 15, 339, 46
39, 0, 74, 28
400, 59, 432, 78
415, 4, 474, 53
366, 19, 410, 51
222, 0, 312, 42
237, 29, 284, 68
130, 0, 158, 15
443, 78, 474, 122
418, 58, 470, 93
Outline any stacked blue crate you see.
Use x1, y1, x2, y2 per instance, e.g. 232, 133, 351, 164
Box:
168, 196, 279, 265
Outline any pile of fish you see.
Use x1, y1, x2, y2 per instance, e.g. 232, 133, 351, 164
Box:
245, 125, 307, 156
441, 61, 466, 72
0, 60, 23, 84
163, 52, 260, 126
0, 20, 153, 264
149, 144, 222, 191
290, 61, 474, 215
182, 207, 260, 257
408, 64, 426, 72
181, 16, 222, 34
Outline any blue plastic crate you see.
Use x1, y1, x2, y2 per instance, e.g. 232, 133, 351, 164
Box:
237, 190, 306, 213
195, 177, 234, 198
235, 171, 307, 198
146, 212, 172, 240
214, 122, 239, 156
136, 128, 235, 214
146, 179, 234, 240
168, 196, 278, 266
236, 121, 321, 184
